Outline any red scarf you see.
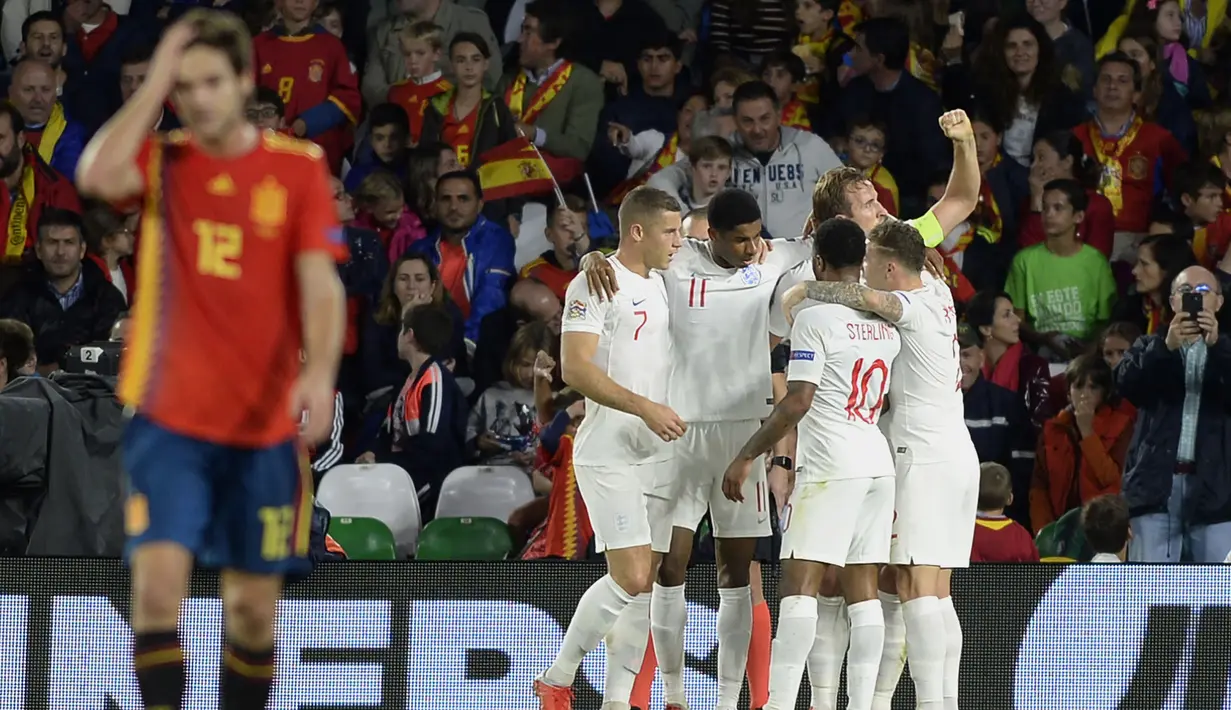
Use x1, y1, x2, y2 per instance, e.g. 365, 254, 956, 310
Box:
983, 341, 1024, 393
77, 9, 119, 64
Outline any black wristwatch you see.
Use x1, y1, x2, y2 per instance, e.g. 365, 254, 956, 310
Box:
771, 456, 793, 470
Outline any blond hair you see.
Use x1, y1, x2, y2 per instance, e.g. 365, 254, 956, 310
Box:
399, 21, 444, 53
353, 171, 404, 209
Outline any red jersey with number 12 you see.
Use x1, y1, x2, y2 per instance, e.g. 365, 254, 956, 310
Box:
118, 130, 348, 447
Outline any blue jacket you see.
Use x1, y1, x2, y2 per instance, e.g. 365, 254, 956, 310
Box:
964, 374, 1036, 527
1116, 333, 1231, 525
62, 11, 159, 136
409, 216, 515, 348
31, 115, 86, 181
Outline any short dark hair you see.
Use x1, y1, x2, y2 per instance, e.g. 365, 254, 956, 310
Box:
708, 188, 762, 232
547, 194, 589, 227
846, 114, 888, 137
252, 87, 285, 115
855, 17, 910, 71
0, 101, 25, 135
1172, 161, 1226, 202
1097, 51, 1143, 91
21, 11, 63, 44
760, 49, 806, 82
965, 290, 1013, 345
524, 0, 573, 47
1042, 178, 1089, 212
812, 166, 871, 222
813, 218, 865, 269
81, 201, 127, 254
369, 102, 411, 134
867, 218, 925, 273
401, 304, 454, 358
449, 31, 491, 58
436, 170, 483, 199
1139, 233, 1197, 297
639, 30, 682, 59
977, 462, 1013, 511
1082, 494, 1131, 554
732, 80, 779, 110
1065, 352, 1113, 397
0, 318, 33, 382
120, 43, 155, 67
37, 208, 83, 242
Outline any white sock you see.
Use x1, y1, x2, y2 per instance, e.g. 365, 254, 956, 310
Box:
716, 586, 753, 710
765, 595, 817, 710
806, 595, 848, 710
651, 582, 688, 704
902, 596, 946, 708
939, 596, 962, 710
603, 593, 651, 706
871, 591, 906, 710
846, 599, 885, 710
541, 574, 634, 688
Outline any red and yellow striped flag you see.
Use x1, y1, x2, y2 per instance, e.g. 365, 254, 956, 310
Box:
476, 137, 555, 201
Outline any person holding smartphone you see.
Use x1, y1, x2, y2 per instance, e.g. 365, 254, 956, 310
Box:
1115, 265, 1231, 563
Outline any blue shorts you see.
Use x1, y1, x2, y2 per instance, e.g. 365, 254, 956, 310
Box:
122, 413, 313, 577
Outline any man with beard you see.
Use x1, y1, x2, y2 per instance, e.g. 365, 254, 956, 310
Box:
0, 101, 80, 277
9, 59, 87, 180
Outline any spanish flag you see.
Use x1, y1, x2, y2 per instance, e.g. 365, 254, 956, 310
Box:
477, 137, 555, 201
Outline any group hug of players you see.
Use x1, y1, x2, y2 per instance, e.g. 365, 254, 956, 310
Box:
532, 110, 984, 710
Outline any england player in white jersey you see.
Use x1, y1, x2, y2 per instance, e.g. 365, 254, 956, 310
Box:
724, 218, 901, 710
534, 187, 686, 710
781, 219, 980, 710
581, 189, 812, 710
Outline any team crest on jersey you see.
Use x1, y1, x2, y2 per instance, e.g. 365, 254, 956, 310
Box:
567, 299, 587, 320
261, 63, 272, 75
250, 176, 288, 238
1127, 153, 1148, 181
308, 60, 325, 83
739, 265, 761, 285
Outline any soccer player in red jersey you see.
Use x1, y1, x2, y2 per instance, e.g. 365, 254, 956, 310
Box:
75, 10, 346, 710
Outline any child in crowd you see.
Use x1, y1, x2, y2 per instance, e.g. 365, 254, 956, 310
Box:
1083, 494, 1131, 563
387, 21, 452, 145
683, 136, 733, 211
844, 115, 897, 215
760, 49, 812, 130
345, 103, 411, 191
82, 203, 135, 306
246, 87, 287, 133
466, 321, 551, 466
683, 206, 710, 239
971, 462, 1040, 562
1172, 162, 1231, 269
352, 171, 427, 263
792, 0, 853, 103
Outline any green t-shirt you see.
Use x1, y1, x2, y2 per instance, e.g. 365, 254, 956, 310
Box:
907, 211, 945, 248
1004, 243, 1116, 339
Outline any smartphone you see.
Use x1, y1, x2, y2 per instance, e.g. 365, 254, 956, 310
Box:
1182, 292, 1203, 321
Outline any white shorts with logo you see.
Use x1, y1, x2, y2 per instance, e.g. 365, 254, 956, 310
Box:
673, 420, 771, 538
575, 460, 676, 553
889, 446, 980, 568
780, 476, 895, 565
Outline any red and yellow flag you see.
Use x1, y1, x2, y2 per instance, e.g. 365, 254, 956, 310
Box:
476, 137, 555, 200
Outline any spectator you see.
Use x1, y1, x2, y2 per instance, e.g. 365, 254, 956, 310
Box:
1116, 265, 1231, 562
253, 0, 361, 174
346, 104, 412, 192
844, 116, 897, 216
1019, 130, 1116, 258
960, 323, 1035, 526
1005, 179, 1117, 358
0, 208, 125, 371
966, 289, 1055, 430
1112, 232, 1196, 335
315, 0, 360, 74
357, 303, 469, 521
657, 135, 732, 213
466, 320, 550, 464
1117, 28, 1201, 156
386, 21, 452, 145
406, 140, 463, 228
834, 17, 948, 212
971, 462, 1040, 562
1074, 52, 1186, 251
61, 0, 154, 134
364, 0, 501, 107
18, 12, 67, 95
519, 387, 591, 559
499, 0, 604, 177
0, 102, 80, 271
683, 206, 709, 238
1098, 321, 1143, 370
520, 195, 615, 300
1172, 162, 1231, 270
354, 171, 428, 262
579, 0, 670, 98
709, 67, 754, 109
246, 87, 288, 133
473, 278, 562, 394
81, 201, 133, 304
330, 175, 389, 408
119, 43, 179, 132
0, 318, 35, 388
363, 253, 466, 396
1083, 493, 1132, 563
615, 93, 712, 206
760, 49, 812, 131
1030, 354, 1135, 533
10, 60, 86, 181
1025, 0, 1096, 98
409, 170, 515, 350
420, 32, 518, 169
707, 0, 792, 66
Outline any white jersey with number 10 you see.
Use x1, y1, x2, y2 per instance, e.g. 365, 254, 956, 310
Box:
787, 303, 901, 483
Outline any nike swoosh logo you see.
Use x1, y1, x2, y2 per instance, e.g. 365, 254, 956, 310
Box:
632, 299, 646, 306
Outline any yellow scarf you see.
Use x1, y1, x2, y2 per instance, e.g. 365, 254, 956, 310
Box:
35, 102, 67, 168
5, 154, 35, 260
505, 62, 573, 124
1211, 155, 1231, 206
1090, 117, 1143, 215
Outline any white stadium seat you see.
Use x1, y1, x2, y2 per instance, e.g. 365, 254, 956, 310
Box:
435, 465, 535, 522
317, 464, 422, 557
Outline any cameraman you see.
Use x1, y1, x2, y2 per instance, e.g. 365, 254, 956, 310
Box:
1116, 266, 1231, 562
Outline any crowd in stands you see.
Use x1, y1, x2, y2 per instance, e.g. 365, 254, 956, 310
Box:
0, 0, 1228, 565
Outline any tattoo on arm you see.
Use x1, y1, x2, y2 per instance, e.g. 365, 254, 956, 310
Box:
738, 384, 812, 459
803, 281, 904, 323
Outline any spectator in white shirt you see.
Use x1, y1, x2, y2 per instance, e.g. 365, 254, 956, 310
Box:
1083, 493, 1131, 563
